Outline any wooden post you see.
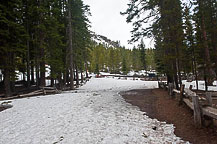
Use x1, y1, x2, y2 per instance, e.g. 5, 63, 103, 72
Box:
163, 82, 167, 90
189, 85, 193, 90
167, 83, 170, 94
205, 92, 212, 106
168, 83, 174, 98
192, 94, 202, 128
158, 82, 162, 89
179, 84, 185, 105
43, 88, 46, 95
204, 92, 214, 127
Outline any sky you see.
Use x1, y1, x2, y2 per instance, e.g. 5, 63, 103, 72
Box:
82, 0, 154, 49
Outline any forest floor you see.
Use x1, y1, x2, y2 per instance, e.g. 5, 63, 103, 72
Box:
0, 77, 189, 144
121, 88, 217, 144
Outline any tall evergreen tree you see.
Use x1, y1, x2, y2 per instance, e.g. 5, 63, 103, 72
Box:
123, 0, 184, 88
0, 0, 26, 96
139, 40, 146, 70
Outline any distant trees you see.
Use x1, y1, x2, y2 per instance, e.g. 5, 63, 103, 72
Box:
89, 41, 155, 74
0, 0, 91, 96
123, 0, 217, 90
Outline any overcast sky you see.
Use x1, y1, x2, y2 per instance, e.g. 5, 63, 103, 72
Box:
82, 0, 154, 49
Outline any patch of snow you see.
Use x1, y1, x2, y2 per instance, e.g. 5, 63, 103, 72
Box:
182, 80, 217, 91
0, 78, 188, 144
127, 70, 157, 76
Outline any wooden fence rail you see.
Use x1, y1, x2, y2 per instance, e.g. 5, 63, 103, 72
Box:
158, 81, 217, 128
0, 87, 60, 101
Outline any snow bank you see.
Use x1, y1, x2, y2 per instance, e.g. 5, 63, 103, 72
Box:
0, 78, 188, 144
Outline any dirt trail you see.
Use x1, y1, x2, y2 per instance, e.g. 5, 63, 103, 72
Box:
121, 88, 217, 144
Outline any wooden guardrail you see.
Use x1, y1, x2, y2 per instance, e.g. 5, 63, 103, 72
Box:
0, 76, 92, 101
0, 87, 60, 101
159, 81, 217, 128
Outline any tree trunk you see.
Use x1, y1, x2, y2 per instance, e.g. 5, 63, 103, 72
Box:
209, 0, 217, 79
4, 68, 11, 97
85, 62, 89, 78
58, 74, 63, 90
63, 71, 66, 87
194, 61, 199, 90
175, 43, 182, 89
50, 67, 54, 87
35, 57, 40, 88
31, 61, 35, 84
81, 70, 84, 83
51, 78, 54, 87
23, 72, 26, 81
66, 70, 69, 85
167, 73, 173, 84
173, 61, 179, 89
192, 44, 199, 90
76, 66, 79, 87
204, 67, 208, 91
25, 1, 30, 89
37, 0, 46, 87
26, 37, 30, 88
176, 59, 182, 90
39, 65, 45, 87
39, 24, 45, 86
199, 0, 214, 86
68, 0, 74, 90
10, 53, 15, 93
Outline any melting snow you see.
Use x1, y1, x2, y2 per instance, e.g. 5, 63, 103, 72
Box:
0, 77, 189, 144
182, 80, 217, 91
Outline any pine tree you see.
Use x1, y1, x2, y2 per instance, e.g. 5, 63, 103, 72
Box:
139, 40, 146, 70
194, 0, 216, 89
123, 0, 184, 88
183, 5, 199, 90
0, 0, 26, 96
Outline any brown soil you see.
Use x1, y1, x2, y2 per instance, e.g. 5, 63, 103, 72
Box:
121, 88, 217, 144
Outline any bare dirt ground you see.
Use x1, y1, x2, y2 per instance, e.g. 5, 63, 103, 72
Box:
121, 88, 217, 144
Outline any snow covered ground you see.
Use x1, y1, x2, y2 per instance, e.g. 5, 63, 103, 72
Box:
182, 80, 217, 91
99, 70, 156, 77
0, 77, 188, 144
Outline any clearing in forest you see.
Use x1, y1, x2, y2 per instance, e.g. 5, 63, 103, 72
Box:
0, 77, 188, 144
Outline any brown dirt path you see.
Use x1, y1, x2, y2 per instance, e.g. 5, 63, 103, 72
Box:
121, 88, 217, 144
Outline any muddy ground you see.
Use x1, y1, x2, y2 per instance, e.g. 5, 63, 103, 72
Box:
121, 88, 217, 144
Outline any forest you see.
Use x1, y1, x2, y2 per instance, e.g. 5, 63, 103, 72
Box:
0, 0, 217, 97
122, 0, 217, 91
89, 40, 155, 75
0, 0, 155, 97
1, 0, 217, 143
